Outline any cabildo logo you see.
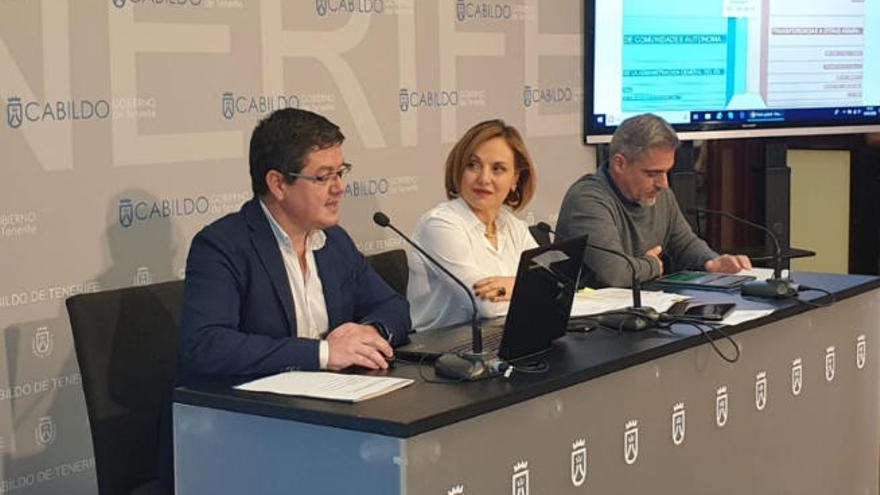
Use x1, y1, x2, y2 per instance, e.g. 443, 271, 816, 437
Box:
208, 191, 250, 215
399, 88, 458, 112
316, 0, 384, 16
345, 178, 390, 198
355, 237, 403, 254
134, 267, 153, 286
344, 176, 418, 198
32, 326, 53, 359
112, 96, 158, 120
113, 0, 242, 8
1, 457, 95, 492
222, 92, 300, 120
1, 211, 37, 239
0, 435, 11, 454
112, 0, 203, 8
35, 416, 56, 447
118, 196, 210, 228
456, 0, 513, 21
523, 86, 579, 107
6, 97, 111, 129
0, 281, 101, 308
378, 0, 413, 15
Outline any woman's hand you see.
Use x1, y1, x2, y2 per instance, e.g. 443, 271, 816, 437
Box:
473, 276, 515, 302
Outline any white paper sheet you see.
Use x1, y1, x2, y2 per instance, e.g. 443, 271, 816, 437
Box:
739, 267, 790, 281
235, 371, 414, 402
719, 309, 775, 326
570, 287, 690, 316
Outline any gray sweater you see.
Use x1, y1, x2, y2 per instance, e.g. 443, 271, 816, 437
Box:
556, 166, 717, 288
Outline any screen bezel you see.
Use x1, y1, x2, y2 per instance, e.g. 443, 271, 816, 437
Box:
582, 0, 880, 144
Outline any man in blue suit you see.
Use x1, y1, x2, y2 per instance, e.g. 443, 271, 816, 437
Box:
177, 108, 411, 385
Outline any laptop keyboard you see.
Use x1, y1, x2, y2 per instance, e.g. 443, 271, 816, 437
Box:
447, 325, 504, 354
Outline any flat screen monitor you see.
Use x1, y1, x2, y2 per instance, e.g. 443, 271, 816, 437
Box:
584, 0, 880, 143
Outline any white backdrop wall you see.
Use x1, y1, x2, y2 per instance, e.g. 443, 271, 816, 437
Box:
0, 1, 595, 492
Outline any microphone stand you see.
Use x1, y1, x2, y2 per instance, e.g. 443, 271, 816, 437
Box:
535, 223, 658, 331
585, 243, 660, 331
691, 208, 798, 299
374, 213, 502, 380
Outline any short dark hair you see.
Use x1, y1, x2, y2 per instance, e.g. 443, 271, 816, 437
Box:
609, 113, 679, 161
444, 119, 536, 212
248, 108, 345, 196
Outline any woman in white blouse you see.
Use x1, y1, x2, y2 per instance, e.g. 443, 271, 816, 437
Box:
408, 119, 538, 331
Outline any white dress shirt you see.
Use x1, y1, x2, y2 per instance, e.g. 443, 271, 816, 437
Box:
260, 201, 330, 368
407, 198, 539, 331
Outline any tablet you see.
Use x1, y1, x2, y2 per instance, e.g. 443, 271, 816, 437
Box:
653, 271, 756, 291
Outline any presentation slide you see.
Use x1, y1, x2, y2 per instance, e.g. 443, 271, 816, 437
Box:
591, 0, 879, 128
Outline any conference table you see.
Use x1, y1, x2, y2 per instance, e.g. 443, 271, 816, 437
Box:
173, 272, 880, 494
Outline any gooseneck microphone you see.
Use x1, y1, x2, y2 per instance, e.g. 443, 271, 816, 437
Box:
535, 223, 659, 331
538, 223, 741, 362
688, 208, 798, 299
373, 212, 501, 380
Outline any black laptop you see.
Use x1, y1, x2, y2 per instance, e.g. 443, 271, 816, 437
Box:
396, 235, 587, 362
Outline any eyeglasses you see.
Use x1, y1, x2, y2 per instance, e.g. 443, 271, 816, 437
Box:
285, 162, 352, 185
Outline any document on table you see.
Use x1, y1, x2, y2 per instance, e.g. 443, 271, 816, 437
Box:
739, 267, 790, 281
713, 268, 780, 324
719, 309, 775, 326
235, 371, 414, 402
570, 287, 690, 317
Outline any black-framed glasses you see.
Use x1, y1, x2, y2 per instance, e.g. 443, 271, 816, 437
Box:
285, 162, 353, 185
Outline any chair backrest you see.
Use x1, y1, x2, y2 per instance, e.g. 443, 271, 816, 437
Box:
366, 249, 408, 296
529, 224, 552, 247
65, 280, 184, 495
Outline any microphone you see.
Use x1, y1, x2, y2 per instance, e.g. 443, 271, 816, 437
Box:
373, 212, 501, 380
688, 208, 798, 299
535, 223, 659, 331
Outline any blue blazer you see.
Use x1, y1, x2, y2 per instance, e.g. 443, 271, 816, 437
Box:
177, 198, 411, 384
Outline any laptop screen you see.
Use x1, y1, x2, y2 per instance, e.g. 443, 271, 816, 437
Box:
499, 235, 587, 360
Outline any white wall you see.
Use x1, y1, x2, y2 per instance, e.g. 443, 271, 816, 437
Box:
0, 1, 594, 492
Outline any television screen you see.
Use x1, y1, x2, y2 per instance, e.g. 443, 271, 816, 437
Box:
585, 0, 880, 143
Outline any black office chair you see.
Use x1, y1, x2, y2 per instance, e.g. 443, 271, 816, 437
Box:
366, 248, 409, 296
529, 224, 552, 247
65, 280, 183, 495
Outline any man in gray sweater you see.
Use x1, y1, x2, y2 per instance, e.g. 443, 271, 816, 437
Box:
557, 113, 750, 288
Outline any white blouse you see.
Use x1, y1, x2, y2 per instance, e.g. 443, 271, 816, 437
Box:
407, 198, 539, 331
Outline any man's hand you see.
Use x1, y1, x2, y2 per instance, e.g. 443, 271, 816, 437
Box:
326, 323, 393, 370
705, 254, 752, 274
645, 245, 664, 274
473, 276, 516, 302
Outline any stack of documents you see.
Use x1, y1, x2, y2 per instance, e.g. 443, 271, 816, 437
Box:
570, 287, 689, 317
570, 286, 776, 326
236, 371, 414, 402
